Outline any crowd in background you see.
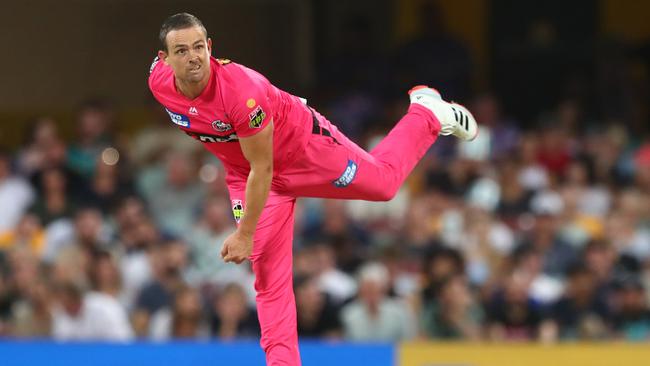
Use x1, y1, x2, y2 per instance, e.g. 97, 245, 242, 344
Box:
1, 7, 650, 343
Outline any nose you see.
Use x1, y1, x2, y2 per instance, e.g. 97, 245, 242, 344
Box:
190, 48, 203, 60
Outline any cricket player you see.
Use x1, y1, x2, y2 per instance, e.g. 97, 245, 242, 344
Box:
148, 13, 477, 366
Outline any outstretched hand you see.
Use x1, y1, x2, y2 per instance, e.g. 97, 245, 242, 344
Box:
221, 231, 254, 264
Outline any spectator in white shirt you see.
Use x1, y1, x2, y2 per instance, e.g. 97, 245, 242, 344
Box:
51, 281, 133, 341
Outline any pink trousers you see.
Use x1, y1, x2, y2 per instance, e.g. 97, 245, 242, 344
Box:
227, 104, 440, 365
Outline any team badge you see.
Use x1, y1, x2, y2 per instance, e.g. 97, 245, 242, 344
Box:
231, 200, 244, 223
248, 105, 266, 128
212, 120, 233, 132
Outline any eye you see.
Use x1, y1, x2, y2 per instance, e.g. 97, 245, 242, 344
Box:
176, 49, 187, 55
195, 44, 204, 50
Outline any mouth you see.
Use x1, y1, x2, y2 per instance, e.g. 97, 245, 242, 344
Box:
188, 64, 202, 73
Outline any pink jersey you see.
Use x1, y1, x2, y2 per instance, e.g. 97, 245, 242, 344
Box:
148, 56, 312, 179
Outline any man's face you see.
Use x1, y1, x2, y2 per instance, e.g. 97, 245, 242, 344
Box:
159, 26, 211, 84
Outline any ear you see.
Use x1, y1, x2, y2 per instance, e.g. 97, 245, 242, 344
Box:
158, 50, 168, 64
207, 38, 213, 54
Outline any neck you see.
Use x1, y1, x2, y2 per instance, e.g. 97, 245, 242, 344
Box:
176, 70, 210, 100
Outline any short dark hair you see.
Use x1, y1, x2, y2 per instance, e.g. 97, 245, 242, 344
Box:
159, 13, 207, 52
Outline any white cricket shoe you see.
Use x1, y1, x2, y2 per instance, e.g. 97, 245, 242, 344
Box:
408, 85, 478, 141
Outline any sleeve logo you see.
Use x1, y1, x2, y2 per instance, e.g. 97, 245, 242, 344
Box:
333, 160, 358, 188
248, 105, 266, 128
164, 108, 190, 128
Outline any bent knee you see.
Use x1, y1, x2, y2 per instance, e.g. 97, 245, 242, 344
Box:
365, 186, 398, 202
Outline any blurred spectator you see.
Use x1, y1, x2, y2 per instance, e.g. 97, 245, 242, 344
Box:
66, 99, 115, 179
486, 271, 546, 341
48, 206, 109, 271
311, 243, 357, 304
0, 214, 45, 257
129, 97, 201, 168
186, 195, 248, 289
543, 263, 610, 341
635, 142, 650, 193
496, 159, 533, 227
9, 277, 51, 338
519, 190, 577, 277
89, 251, 123, 300
169, 286, 208, 338
302, 200, 369, 273
132, 238, 188, 338
210, 283, 259, 339
472, 93, 520, 160
402, 193, 442, 254
378, 245, 420, 299
16, 117, 61, 176
1, 248, 44, 336
455, 204, 514, 287
517, 135, 550, 191
137, 151, 205, 237
421, 245, 465, 302
511, 245, 563, 305
341, 262, 415, 341
421, 274, 483, 339
294, 274, 342, 339
81, 157, 134, 215
606, 189, 650, 261
51, 281, 133, 341
584, 240, 617, 285
557, 159, 610, 248
28, 167, 76, 226
0, 150, 35, 235
113, 196, 156, 309
611, 277, 650, 341
149, 285, 209, 340
536, 126, 573, 179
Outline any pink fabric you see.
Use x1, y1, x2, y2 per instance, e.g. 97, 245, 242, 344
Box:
150, 57, 441, 366
148, 56, 311, 177
227, 105, 440, 366
227, 186, 300, 366
276, 104, 440, 200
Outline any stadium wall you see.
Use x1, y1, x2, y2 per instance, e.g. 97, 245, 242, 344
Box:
0, 340, 394, 366
2, 341, 650, 366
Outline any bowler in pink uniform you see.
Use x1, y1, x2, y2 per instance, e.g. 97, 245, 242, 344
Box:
149, 13, 477, 366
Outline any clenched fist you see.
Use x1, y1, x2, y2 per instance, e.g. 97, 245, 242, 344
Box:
221, 230, 254, 264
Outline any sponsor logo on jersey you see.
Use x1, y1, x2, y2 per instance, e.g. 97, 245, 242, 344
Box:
189, 107, 199, 115
184, 131, 238, 143
149, 56, 159, 74
246, 98, 256, 108
333, 160, 358, 188
249, 105, 266, 128
211, 120, 233, 132
164, 108, 190, 127
217, 58, 232, 65
231, 199, 244, 223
